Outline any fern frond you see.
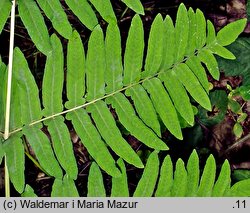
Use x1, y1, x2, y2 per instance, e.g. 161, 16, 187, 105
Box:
21, 185, 37, 197
0, 139, 3, 164
87, 162, 106, 197
106, 92, 168, 150
123, 15, 144, 85
69, 109, 121, 177
86, 25, 106, 101
42, 34, 78, 180
51, 175, 79, 197
0, 0, 11, 34
12, 48, 63, 179
217, 19, 247, 46
171, 159, 188, 197
160, 15, 175, 70
0, 58, 7, 131
87, 100, 143, 168
64, 0, 98, 31
133, 151, 160, 197
111, 159, 129, 197
18, 0, 51, 55
144, 14, 164, 77
159, 71, 194, 126
121, 0, 145, 15
154, 155, 173, 197
65, 30, 86, 108
125, 85, 161, 136
143, 77, 182, 140
1, 2, 247, 194
185, 56, 210, 93
3, 134, 24, 193
21, 150, 250, 197
89, 0, 117, 24
175, 4, 189, 62
212, 160, 231, 197
186, 150, 200, 196
228, 179, 250, 196
36, 0, 72, 39
174, 63, 211, 111
105, 23, 123, 94
196, 154, 216, 196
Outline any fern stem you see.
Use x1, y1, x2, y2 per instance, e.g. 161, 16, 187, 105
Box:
4, 0, 16, 198
4, 157, 10, 198
4, 0, 16, 139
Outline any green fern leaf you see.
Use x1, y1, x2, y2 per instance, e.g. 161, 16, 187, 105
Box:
143, 14, 164, 78
123, 15, 144, 85
87, 100, 143, 168
64, 0, 98, 30
171, 159, 187, 197
159, 71, 194, 126
46, 117, 78, 180
86, 25, 105, 101
155, 155, 173, 197
23, 125, 63, 178
174, 3, 189, 62
36, 0, 72, 39
212, 160, 231, 197
12, 47, 63, 179
68, 110, 121, 177
2, 3, 246, 196
217, 18, 247, 46
89, 0, 117, 23
160, 15, 175, 70
174, 63, 211, 111
207, 20, 216, 45
65, 30, 86, 108
88, 162, 106, 197
210, 43, 236, 60
4, 134, 25, 193
186, 8, 196, 55
195, 9, 206, 49
105, 23, 123, 93
125, 85, 161, 136
13, 48, 42, 124
42, 34, 64, 116
143, 77, 183, 140
121, 0, 145, 15
107, 92, 168, 150
0, 0, 11, 34
0, 140, 3, 164
185, 56, 210, 93
9, 75, 22, 132
186, 150, 200, 196
51, 175, 79, 197
229, 179, 250, 196
197, 154, 216, 197
21, 185, 37, 197
0, 59, 7, 131
111, 159, 129, 197
1, 57, 22, 132
198, 49, 220, 80
18, 0, 51, 55
133, 151, 159, 197
41, 34, 78, 179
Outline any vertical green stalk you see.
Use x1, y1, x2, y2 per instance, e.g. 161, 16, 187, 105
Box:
4, 0, 16, 198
